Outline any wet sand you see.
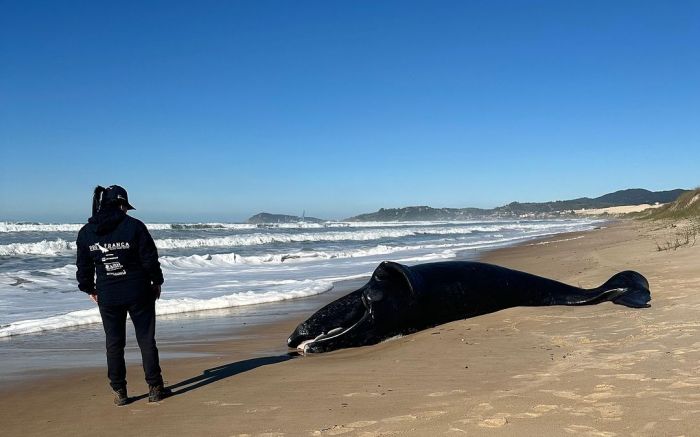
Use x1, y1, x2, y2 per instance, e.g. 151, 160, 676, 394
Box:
2, 219, 699, 436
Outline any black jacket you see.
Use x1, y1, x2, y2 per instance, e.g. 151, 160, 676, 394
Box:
76, 206, 164, 305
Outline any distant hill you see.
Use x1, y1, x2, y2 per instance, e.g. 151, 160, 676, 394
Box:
346, 188, 689, 221
490, 188, 687, 217
644, 188, 700, 220
588, 188, 687, 207
349, 206, 489, 222
247, 212, 325, 224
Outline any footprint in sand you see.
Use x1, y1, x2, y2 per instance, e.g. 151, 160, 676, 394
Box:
583, 392, 617, 402
313, 420, 395, 437
343, 421, 378, 429
203, 400, 244, 407
614, 374, 648, 381
469, 402, 495, 414
511, 412, 541, 419
381, 414, 416, 423
427, 389, 466, 397
669, 380, 700, 389
313, 425, 354, 436
245, 406, 281, 413
540, 389, 582, 400
454, 404, 509, 428
423, 400, 453, 408
533, 404, 559, 413
233, 434, 285, 437
563, 424, 616, 436
355, 432, 399, 437
512, 372, 554, 380
414, 411, 446, 420
478, 416, 509, 428
380, 411, 445, 424
343, 392, 381, 398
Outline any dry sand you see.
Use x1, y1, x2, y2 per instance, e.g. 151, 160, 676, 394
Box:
2, 219, 699, 436
573, 203, 664, 216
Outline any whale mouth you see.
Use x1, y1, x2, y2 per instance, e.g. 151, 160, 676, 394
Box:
296, 310, 371, 353
295, 292, 373, 353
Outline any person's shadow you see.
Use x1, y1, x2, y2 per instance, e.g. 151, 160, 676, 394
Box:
163, 354, 298, 398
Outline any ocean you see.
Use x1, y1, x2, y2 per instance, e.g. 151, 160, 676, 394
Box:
0, 218, 602, 339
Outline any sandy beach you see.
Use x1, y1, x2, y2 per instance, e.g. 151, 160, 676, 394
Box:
2, 219, 699, 436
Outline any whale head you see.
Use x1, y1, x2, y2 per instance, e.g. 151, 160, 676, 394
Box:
287, 261, 418, 353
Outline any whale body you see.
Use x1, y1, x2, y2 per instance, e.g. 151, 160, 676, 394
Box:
288, 261, 651, 353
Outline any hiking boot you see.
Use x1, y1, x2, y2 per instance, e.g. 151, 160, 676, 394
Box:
113, 387, 128, 406
148, 384, 172, 402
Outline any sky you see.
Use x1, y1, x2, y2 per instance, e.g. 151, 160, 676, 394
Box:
1, 1, 698, 222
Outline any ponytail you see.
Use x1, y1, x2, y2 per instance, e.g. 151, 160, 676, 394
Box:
92, 186, 106, 215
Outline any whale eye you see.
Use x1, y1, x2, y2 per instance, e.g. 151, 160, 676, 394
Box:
373, 271, 389, 282
365, 288, 384, 302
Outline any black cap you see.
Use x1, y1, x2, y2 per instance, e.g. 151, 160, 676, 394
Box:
104, 185, 135, 210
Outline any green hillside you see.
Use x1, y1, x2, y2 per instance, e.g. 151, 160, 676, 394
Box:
346, 188, 689, 221
645, 188, 700, 220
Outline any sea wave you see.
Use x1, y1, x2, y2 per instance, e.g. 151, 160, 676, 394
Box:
0, 231, 561, 289
0, 220, 434, 232
0, 220, 469, 232
0, 221, 598, 257
0, 222, 177, 233
0, 239, 77, 256
151, 223, 577, 250
0, 219, 597, 233
158, 245, 402, 268
0, 279, 333, 337
0, 242, 465, 282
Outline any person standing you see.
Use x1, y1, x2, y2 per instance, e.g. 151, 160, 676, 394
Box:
76, 185, 171, 406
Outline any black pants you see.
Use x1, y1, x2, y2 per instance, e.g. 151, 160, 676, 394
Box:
99, 298, 163, 390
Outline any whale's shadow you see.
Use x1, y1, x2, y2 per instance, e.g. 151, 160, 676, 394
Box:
164, 354, 297, 398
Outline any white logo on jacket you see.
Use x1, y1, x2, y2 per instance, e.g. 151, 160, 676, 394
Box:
89, 242, 130, 252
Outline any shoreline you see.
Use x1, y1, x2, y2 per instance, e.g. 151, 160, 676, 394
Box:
0, 276, 368, 389
0, 225, 599, 388
4, 218, 699, 435
0, 222, 605, 389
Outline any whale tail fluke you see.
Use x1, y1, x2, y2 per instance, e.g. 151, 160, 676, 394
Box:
600, 271, 651, 308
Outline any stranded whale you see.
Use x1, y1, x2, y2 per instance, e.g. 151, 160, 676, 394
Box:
288, 261, 651, 353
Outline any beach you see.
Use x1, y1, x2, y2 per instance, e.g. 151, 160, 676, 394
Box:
2, 219, 699, 436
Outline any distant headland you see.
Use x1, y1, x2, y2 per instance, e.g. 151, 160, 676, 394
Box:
247, 188, 689, 223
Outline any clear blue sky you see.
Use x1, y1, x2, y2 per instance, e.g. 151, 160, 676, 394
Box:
1, 1, 698, 222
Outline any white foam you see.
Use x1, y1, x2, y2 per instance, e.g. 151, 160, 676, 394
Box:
0, 307, 104, 338
157, 244, 406, 268
151, 222, 596, 250
156, 237, 526, 269
0, 221, 255, 233
0, 220, 603, 257
0, 239, 77, 256
167, 223, 257, 230
0, 219, 600, 233
0, 280, 333, 337
0, 222, 83, 233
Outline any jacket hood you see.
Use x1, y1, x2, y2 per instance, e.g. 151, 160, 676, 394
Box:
88, 206, 127, 235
